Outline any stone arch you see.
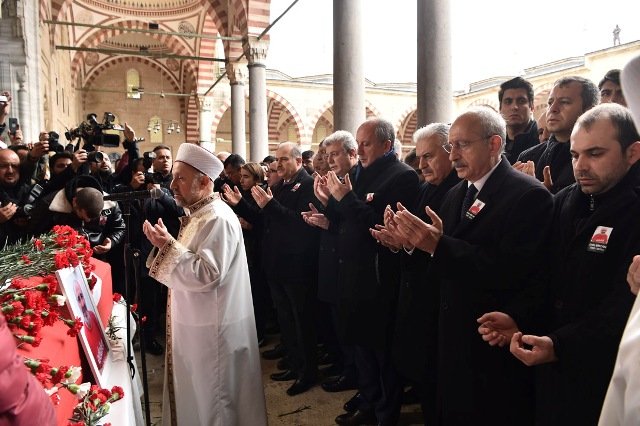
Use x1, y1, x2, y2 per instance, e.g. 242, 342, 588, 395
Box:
70, 20, 197, 90
365, 100, 382, 118
467, 98, 499, 111
533, 82, 554, 119
396, 108, 418, 146
83, 56, 186, 122
211, 100, 232, 138
266, 90, 304, 144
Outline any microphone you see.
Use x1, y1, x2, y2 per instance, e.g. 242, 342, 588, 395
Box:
103, 187, 163, 202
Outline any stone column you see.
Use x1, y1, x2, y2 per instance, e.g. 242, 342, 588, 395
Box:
16, 72, 28, 136
243, 37, 269, 162
333, 0, 365, 135
417, 0, 452, 126
226, 62, 247, 159
198, 95, 215, 152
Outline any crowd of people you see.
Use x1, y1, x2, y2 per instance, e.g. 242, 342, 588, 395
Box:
2, 59, 640, 425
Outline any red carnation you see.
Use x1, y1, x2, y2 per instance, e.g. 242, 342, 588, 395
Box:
113, 293, 122, 302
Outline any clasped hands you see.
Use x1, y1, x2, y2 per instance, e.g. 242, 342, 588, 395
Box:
369, 202, 443, 255
477, 311, 557, 366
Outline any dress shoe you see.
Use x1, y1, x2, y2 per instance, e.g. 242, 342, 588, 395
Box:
321, 375, 358, 392
144, 339, 164, 356
317, 351, 338, 366
319, 362, 342, 378
286, 378, 316, 396
276, 357, 291, 371
343, 392, 364, 413
261, 344, 285, 360
270, 369, 296, 381
335, 409, 376, 425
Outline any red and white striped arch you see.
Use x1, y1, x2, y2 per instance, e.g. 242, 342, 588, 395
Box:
266, 90, 304, 143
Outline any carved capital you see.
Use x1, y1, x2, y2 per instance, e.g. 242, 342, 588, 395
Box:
243, 37, 269, 65
225, 62, 247, 85
197, 95, 214, 112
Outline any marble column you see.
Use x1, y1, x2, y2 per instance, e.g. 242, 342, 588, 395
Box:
417, 0, 452, 126
226, 62, 247, 159
243, 37, 269, 162
333, 0, 365, 135
198, 95, 215, 152
17, 73, 28, 136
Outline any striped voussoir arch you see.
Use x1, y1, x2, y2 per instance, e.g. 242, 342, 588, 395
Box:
365, 100, 382, 118
243, 0, 271, 37
394, 104, 417, 144
70, 20, 196, 85
83, 56, 186, 122
185, 95, 202, 143
266, 90, 305, 144
309, 100, 334, 135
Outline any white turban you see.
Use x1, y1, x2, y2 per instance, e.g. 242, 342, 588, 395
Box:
622, 54, 640, 129
174, 143, 224, 180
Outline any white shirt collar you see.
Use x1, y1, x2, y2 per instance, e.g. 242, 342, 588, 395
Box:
468, 157, 502, 193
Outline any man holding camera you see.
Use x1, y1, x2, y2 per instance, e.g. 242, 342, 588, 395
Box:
0, 91, 23, 148
116, 143, 182, 355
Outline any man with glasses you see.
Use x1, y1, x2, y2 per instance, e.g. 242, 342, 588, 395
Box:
389, 107, 553, 425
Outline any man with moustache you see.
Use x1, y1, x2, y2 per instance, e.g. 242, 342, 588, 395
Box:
252, 142, 320, 396
515, 76, 599, 193
390, 107, 553, 425
321, 118, 418, 426
371, 123, 459, 424
480, 104, 640, 426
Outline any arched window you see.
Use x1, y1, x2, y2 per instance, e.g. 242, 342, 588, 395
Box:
126, 69, 141, 99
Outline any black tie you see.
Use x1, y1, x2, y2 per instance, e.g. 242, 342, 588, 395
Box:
461, 184, 478, 220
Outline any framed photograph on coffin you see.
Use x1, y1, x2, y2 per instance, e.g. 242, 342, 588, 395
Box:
56, 265, 111, 387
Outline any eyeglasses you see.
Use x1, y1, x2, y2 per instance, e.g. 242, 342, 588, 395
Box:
442, 136, 491, 154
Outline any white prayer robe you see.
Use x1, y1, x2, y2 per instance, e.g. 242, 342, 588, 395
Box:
148, 194, 267, 426
599, 293, 640, 426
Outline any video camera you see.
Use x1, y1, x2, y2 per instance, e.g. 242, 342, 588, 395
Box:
142, 151, 163, 184
65, 112, 123, 150
46, 131, 65, 153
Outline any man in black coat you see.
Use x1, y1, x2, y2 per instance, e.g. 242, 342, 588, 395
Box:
499, 77, 540, 164
372, 122, 460, 425
392, 107, 553, 425
303, 130, 360, 395
479, 103, 640, 425
322, 118, 418, 426
515, 76, 599, 193
251, 141, 321, 396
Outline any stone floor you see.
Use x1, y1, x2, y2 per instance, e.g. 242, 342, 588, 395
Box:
136, 338, 423, 425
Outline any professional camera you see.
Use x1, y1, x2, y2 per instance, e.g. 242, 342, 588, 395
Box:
144, 172, 163, 185
47, 131, 65, 153
142, 151, 156, 170
3, 183, 44, 219
65, 112, 123, 149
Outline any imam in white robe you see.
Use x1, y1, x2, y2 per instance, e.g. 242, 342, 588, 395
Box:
599, 292, 640, 426
148, 193, 267, 426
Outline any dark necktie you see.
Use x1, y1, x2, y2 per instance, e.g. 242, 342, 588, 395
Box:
460, 184, 478, 220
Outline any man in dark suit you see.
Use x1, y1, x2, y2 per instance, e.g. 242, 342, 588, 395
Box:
251, 141, 320, 396
371, 122, 460, 424
392, 107, 553, 425
479, 103, 640, 425
515, 76, 599, 193
322, 118, 418, 426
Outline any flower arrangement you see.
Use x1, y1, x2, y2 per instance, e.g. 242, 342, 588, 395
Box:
67, 385, 124, 426
1, 225, 124, 425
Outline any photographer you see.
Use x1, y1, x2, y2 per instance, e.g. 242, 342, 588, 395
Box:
0, 144, 49, 245
28, 175, 125, 259
109, 145, 182, 355
0, 91, 23, 148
